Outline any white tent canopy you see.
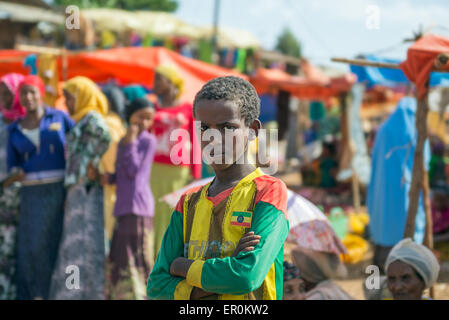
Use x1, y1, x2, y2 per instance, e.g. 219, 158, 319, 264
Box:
81, 8, 260, 49
0, 1, 64, 24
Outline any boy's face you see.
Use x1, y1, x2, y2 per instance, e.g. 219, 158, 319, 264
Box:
194, 99, 259, 172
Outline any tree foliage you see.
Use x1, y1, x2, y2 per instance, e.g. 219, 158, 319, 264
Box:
275, 28, 301, 58
53, 0, 178, 11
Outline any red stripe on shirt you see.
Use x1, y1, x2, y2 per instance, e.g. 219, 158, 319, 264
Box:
253, 175, 288, 217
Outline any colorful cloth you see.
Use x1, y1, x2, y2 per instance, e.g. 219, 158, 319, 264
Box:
64, 111, 111, 187
50, 109, 110, 300
147, 168, 289, 300
122, 85, 147, 103
155, 65, 184, 98
18, 75, 45, 98
63, 76, 108, 123
283, 261, 301, 282
50, 184, 105, 300
0, 73, 25, 121
16, 182, 65, 300
107, 214, 153, 300
99, 112, 126, 241
152, 102, 201, 179
151, 163, 191, 260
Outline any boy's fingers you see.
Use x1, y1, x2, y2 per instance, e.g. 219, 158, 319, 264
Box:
239, 234, 260, 244
240, 247, 255, 252
238, 239, 260, 249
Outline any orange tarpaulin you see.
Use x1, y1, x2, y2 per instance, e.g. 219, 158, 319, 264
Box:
0, 47, 246, 103
400, 34, 449, 99
250, 67, 356, 100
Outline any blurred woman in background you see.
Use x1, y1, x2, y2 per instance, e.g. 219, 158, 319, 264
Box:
385, 238, 440, 300
50, 76, 111, 300
8, 75, 74, 300
0, 73, 24, 299
102, 98, 156, 300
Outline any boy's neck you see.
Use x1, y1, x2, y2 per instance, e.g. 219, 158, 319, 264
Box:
210, 163, 256, 195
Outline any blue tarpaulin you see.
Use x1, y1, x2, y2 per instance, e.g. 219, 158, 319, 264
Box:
350, 55, 449, 88
367, 97, 430, 246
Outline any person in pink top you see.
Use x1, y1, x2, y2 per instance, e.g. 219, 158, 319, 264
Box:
150, 65, 202, 260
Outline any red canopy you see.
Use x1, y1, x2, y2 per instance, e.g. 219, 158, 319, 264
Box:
250, 66, 356, 100
400, 34, 449, 99
0, 47, 246, 103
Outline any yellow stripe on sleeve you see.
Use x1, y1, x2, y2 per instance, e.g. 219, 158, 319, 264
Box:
174, 280, 194, 300
186, 260, 205, 288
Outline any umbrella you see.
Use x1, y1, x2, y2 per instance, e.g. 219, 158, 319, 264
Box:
161, 178, 346, 255
286, 189, 347, 255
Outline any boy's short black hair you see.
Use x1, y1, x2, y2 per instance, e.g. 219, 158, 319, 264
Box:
193, 76, 260, 126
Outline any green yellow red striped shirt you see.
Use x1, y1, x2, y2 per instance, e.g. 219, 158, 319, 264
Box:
147, 168, 289, 300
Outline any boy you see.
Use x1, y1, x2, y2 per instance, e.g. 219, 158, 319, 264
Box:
147, 76, 289, 300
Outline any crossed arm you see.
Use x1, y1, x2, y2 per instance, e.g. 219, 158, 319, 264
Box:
147, 202, 288, 300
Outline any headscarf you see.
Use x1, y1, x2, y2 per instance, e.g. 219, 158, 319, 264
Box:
18, 75, 45, 98
122, 85, 147, 103
0, 73, 25, 121
283, 261, 301, 282
102, 83, 126, 120
385, 238, 440, 288
291, 246, 348, 283
155, 65, 184, 98
63, 76, 108, 123
125, 97, 154, 123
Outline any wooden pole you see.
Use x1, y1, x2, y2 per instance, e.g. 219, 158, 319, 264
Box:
403, 96, 428, 238
331, 57, 401, 69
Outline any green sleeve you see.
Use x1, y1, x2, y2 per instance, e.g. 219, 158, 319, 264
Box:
146, 210, 193, 300
186, 201, 289, 295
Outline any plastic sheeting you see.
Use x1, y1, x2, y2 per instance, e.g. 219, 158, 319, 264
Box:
0, 47, 247, 103
367, 97, 430, 246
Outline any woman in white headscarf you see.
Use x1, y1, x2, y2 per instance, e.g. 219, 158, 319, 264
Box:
385, 238, 440, 300
290, 246, 354, 300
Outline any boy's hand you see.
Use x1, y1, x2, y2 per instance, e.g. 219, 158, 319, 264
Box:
170, 257, 194, 278
231, 232, 261, 257
190, 287, 215, 299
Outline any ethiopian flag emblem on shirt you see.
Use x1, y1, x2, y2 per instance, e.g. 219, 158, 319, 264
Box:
230, 211, 252, 227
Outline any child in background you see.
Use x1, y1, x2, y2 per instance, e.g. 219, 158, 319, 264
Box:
101, 98, 157, 300
319, 142, 338, 189
147, 76, 289, 300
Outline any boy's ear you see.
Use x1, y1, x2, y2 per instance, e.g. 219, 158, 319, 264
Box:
249, 119, 261, 140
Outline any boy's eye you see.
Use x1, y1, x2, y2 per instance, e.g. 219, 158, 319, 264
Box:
224, 125, 237, 131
